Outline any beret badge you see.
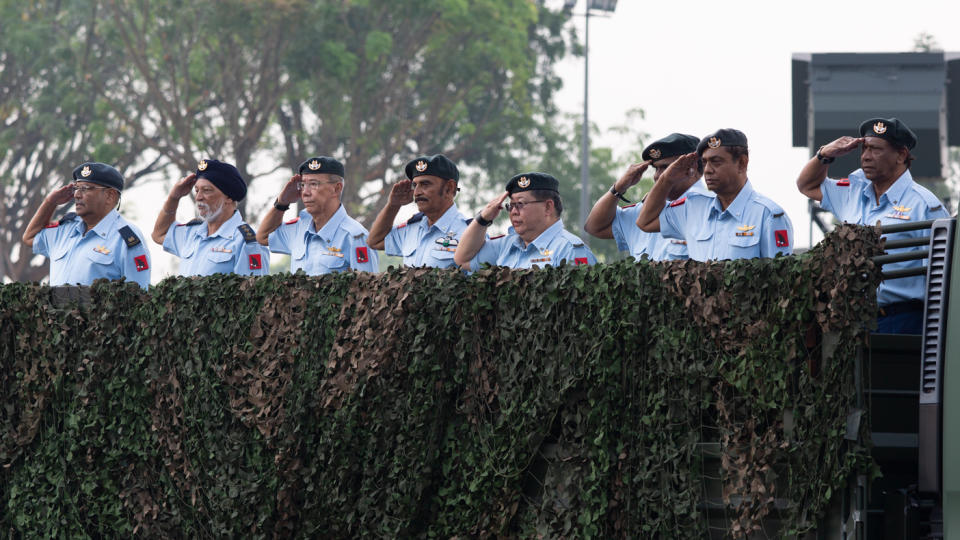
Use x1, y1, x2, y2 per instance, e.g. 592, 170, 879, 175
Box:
873, 122, 887, 135
648, 148, 661, 159
415, 160, 427, 172
307, 159, 321, 171
518, 176, 531, 188
80, 165, 92, 177
707, 137, 721, 148
197, 159, 208, 171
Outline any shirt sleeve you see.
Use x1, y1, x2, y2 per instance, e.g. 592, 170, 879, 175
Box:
383, 224, 408, 257
610, 205, 640, 252
658, 201, 688, 241
349, 237, 379, 272
122, 240, 151, 290
819, 177, 855, 220
268, 222, 293, 255
469, 236, 506, 271
759, 209, 794, 258
233, 239, 271, 276
32, 227, 54, 257
555, 242, 596, 266
162, 221, 187, 257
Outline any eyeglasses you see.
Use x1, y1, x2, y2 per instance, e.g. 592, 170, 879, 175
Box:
504, 200, 547, 212
298, 181, 338, 191
71, 183, 111, 195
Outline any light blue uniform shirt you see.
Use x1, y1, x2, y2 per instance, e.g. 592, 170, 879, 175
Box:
268, 205, 378, 275
820, 168, 949, 306
33, 209, 151, 289
163, 210, 269, 277
384, 203, 470, 268
659, 180, 793, 261
611, 182, 707, 261
467, 219, 596, 271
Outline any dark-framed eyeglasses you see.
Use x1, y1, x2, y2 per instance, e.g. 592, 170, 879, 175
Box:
70, 183, 111, 195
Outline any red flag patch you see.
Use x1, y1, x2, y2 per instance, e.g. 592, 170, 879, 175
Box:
134, 255, 149, 272
249, 254, 262, 270
575, 257, 588, 265
356, 247, 369, 263
775, 229, 789, 247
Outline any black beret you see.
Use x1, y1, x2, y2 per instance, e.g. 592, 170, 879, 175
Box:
196, 158, 247, 201
72, 162, 124, 191
404, 154, 459, 181
696, 128, 749, 156
859, 117, 917, 150
298, 156, 345, 177
505, 172, 559, 194
642, 133, 699, 161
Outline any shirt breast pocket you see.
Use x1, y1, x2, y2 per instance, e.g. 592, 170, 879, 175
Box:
207, 250, 234, 265
730, 232, 761, 254
84, 249, 115, 267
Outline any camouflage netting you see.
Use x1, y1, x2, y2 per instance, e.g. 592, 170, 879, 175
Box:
0, 224, 882, 538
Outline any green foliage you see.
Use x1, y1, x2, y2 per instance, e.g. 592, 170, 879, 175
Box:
0, 225, 882, 538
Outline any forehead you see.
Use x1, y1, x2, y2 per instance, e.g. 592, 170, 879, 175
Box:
74, 180, 99, 188
652, 156, 680, 168
861, 136, 893, 151
701, 147, 731, 161
412, 174, 444, 183
301, 172, 336, 182
509, 192, 537, 201
194, 178, 222, 192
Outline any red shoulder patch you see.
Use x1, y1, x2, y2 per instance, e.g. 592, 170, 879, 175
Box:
836, 178, 850, 187
489, 234, 506, 240
134, 255, 149, 272
669, 197, 686, 207
621, 203, 638, 209
285, 217, 300, 225
575, 257, 588, 265
356, 247, 369, 263
397, 222, 407, 229
45, 222, 59, 229
774, 229, 790, 248
248, 254, 262, 270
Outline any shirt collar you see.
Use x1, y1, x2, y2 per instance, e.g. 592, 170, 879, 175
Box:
865, 168, 913, 205
194, 210, 242, 239
88, 209, 121, 239
711, 179, 754, 219
429, 203, 461, 233
510, 219, 564, 251
313, 205, 347, 241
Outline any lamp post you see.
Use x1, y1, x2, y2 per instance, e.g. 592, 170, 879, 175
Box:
565, 0, 617, 245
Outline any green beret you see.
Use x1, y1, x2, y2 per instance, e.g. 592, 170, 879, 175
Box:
196, 158, 247, 201
859, 117, 917, 150
505, 172, 559, 194
696, 128, 748, 156
72, 162, 124, 191
405, 154, 459, 181
298, 156, 345, 177
642, 133, 699, 161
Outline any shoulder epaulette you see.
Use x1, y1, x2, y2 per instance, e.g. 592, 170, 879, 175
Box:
178, 218, 204, 227
465, 218, 473, 226
912, 185, 948, 212
285, 217, 300, 225
118, 225, 141, 248
407, 212, 425, 225
836, 178, 851, 187
669, 197, 686, 207
772, 212, 784, 218
489, 234, 506, 240
621, 203, 638, 209
59, 212, 78, 225
751, 195, 785, 214
237, 223, 257, 244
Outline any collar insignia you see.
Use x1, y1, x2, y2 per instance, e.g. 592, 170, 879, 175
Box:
518, 176, 531, 188
93, 245, 111, 255
873, 122, 887, 135
648, 148, 662, 159
308, 159, 321, 170
415, 160, 428, 172
707, 137, 721, 148
197, 159, 208, 171
80, 165, 92, 177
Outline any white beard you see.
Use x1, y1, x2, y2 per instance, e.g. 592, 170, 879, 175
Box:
198, 201, 224, 223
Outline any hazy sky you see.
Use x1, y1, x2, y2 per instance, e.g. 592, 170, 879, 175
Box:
119, 0, 960, 282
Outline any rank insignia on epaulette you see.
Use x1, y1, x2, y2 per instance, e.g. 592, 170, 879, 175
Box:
415, 160, 427, 172
119, 225, 141, 248
736, 225, 755, 237
134, 255, 149, 272
237, 223, 257, 243
197, 159, 208, 171
873, 122, 887, 135
93, 245, 111, 255
308, 159, 321, 170
648, 148, 661, 159
518, 176, 530, 188
707, 137, 721, 148
80, 165, 92, 177
773, 212, 784, 218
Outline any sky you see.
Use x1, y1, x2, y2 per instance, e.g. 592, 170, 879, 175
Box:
118, 0, 960, 283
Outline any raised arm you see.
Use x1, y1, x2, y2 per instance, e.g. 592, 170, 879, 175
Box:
454, 191, 508, 268
796, 136, 862, 202
256, 175, 301, 246
584, 161, 648, 238
151, 173, 198, 245
22, 184, 75, 248
367, 178, 413, 250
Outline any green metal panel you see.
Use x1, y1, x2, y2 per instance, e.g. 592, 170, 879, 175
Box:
942, 217, 960, 535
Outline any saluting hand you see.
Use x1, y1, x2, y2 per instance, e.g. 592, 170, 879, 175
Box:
278, 174, 302, 205
614, 161, 650, 193
481, 192, 510, 222
658, 153, 699, 187
820, 136, 863, 159
170, 173, 198, 199
388, 178, 414, 208
47, 184, 76, 206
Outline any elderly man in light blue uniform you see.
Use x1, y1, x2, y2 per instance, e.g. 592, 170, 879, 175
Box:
367, 154, 471, 268
151, 159, 269, 276
636, 129, 793, 261
257, 156, 378, 275
22, 162, 151, 289
585, 133, 703, 261
455, 172, 596, 270
797, 117, 949, 334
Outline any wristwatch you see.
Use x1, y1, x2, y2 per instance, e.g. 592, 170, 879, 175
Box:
816, 146, 835, 165
609, 186, 632, 204
273, 199, 290, 211
475, 212, 493, 227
